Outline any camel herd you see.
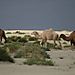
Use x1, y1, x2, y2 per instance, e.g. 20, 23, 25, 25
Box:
0, 28, 75, 47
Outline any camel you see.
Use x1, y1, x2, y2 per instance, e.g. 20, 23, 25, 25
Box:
31, 28, 61, 47
60, 31, 75, 46
0, 29, 7, 43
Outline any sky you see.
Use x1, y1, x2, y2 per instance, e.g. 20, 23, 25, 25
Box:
0, 0, 75, 30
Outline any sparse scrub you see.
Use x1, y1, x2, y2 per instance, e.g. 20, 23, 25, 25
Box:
33, 41, 40, 45
6, 32, 12, 34
47, 43, 62, 50
63, 42, 67, 44
29, 37, 38, 41
14, 43, 54, 66
7, 36, 28, 43
14, 43, 50, 59
6, 36, 20, 43
3, 42, 22, 53
18, 37, 28, 43
15, 31, 25, 34
24, 58, 54, 66
47, 43, 55, 49
0, 47, 14, 63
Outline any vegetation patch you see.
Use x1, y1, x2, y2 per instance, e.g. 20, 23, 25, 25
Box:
14, 43, 54, 66
47, 43, 62, 50
24, 58, 54, 66
15, 31, 25, 34
0, 47, 14, 63
6, 32, 12, 34
7, 36, 28, 43
3, 42, 22, 53
29, 37, 38, 41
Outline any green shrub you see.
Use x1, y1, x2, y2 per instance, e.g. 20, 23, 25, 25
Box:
63, 42, 67, 44
3, 43, 21, 53
47, 43, 55, 49
47, 43, 62, 50
0, 47, 14, 63
15, 31, 25, 34
33, 41, 40, 45
14, 43, 50, 59
24, 35, 31, 39
29, 37, 38, 41
18, 37, 28, 43
6, 32, 12, 34
7, 36, 28, 43
24, 58, 54, 66
7, 36, 20, 43
14, 43, 54, 66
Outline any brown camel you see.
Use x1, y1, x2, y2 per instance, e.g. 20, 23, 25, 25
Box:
0, 29, 7, 43
60, 31, 75, 46
31, 28, 61, 47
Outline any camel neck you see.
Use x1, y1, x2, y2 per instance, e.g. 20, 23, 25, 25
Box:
63, 35, 70, 41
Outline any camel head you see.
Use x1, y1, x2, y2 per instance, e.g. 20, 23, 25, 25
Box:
60, 34, 70, 41
31, 31, 40, 39
60, 34, 66, 38
31, 31, 39, 36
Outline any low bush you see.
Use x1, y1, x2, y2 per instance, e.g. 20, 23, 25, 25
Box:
14, 43, 50, 59
33, 41, 40, 45
29, 37, 38, 41
15, 31, 25, 34
24, 58, 54, 66
0, 47, 14, 63
18, 37, 28, 43
6, 36, 21, 43
47, 43, 62, 50
3, 43, 21, 53
14, 43, 54, 66
6, 32, 12, 34
7, 36, 28, 43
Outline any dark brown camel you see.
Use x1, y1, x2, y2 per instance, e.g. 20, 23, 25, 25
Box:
60, 31, 75, 46
0, 29, 7, 43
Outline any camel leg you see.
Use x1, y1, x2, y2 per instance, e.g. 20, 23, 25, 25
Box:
58, 40, 62, 48
54, 40, 57, 46
3, 33, 7, 43
0, 36, 2, 44
40, 39, 47, 48
70, 40, 75, 50
40, 40, 44, 47
70, 41, 73, 46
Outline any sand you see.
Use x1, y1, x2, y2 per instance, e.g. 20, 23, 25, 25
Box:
0, 30, 75, 75
0, 64, 75, 75
0, 50, 75, 75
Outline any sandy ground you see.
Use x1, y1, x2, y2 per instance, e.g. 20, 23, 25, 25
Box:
0, 50, 75, 75
0, 30, 75, 75
0, 63, 75, 75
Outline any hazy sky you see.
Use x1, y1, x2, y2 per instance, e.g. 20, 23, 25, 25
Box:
0, 0, 75, 30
